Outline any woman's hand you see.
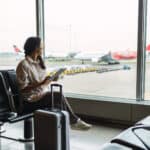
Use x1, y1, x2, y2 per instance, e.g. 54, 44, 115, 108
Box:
53, 75, 59, 81
41, 76, 51, 86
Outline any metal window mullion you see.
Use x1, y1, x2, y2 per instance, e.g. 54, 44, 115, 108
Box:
136, 0, 147, 101
36, 0, 45, 58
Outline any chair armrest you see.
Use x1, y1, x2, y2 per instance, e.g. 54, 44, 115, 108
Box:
0, 112, 17, 122
8, 113, 33, 123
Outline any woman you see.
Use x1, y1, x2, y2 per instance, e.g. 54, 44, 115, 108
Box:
16, 36, 92, 130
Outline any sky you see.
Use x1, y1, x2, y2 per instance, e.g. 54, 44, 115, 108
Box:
45, 0, 139, 52
0, 0, 149, 54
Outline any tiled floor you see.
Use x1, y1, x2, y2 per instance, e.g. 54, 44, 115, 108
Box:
0, 121, 123, 150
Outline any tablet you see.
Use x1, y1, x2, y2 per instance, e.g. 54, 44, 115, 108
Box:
49, 68, 66, 81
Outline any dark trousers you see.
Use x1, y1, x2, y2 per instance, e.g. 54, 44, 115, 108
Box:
23, 92, 78, 124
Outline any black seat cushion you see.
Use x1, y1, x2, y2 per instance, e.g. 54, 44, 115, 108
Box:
6, 70, 19, 96
0, 72, 16, 122
0, 72, 11, 113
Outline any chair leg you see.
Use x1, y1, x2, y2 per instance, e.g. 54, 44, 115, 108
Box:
0, 119, 34, 142
18, 118, 34, 142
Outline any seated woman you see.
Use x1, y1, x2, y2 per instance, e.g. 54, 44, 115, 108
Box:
16, 36, 92, 130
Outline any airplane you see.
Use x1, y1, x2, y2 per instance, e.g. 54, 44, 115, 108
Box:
112, 49, 137, 60
45, 50, 80, 61
12, 45, 24, 60
74, 50, 120, 65
146, 44, 150, 58
13, 45, 22, 53
146, 44, 150, 51
0, 45, 20, 56
111, 45, 150, 60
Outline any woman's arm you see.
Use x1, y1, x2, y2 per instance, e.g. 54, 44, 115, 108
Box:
21, 76, 51, 93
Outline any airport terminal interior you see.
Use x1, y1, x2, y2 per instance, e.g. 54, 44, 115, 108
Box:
1, 0, 150, 149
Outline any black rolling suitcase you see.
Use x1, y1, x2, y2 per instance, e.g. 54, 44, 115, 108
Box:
34, 84, 70, 150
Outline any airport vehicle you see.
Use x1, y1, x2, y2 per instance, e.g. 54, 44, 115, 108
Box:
96, 65, 131, 74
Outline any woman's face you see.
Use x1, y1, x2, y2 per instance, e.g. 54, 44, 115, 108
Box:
36, 42, 43, 56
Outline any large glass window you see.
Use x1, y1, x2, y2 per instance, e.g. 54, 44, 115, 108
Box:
45, 0, 138, 99
0, 0, 36, 69
145, 0, 150, 100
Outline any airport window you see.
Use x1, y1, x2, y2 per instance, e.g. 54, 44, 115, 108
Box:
0, 0, 36, 70
44, 0, 138, 99
145, 0, 150, 100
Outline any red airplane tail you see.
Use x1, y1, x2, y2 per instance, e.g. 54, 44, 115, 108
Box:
13, 45, 22, 53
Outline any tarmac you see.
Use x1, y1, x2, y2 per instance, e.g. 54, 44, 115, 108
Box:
59, 64, 137, 99
0, 56, 150, 100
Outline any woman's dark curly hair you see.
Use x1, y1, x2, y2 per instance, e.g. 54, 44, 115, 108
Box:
24, 37, 46, 69
24, 37, 41, 56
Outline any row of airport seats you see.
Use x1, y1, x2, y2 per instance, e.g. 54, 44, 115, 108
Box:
0, 70, 33, 142
100, 116, 150, 150
1, 69, 150, 149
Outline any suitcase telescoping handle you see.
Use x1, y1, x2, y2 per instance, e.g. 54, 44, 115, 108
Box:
51, 83, 63, 110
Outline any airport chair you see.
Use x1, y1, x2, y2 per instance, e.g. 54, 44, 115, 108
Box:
111, 125, 150, 150
0, 70, 33, 142
135, 115, 150, 126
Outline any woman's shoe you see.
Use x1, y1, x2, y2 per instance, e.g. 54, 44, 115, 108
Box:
71, 119, 92, 131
